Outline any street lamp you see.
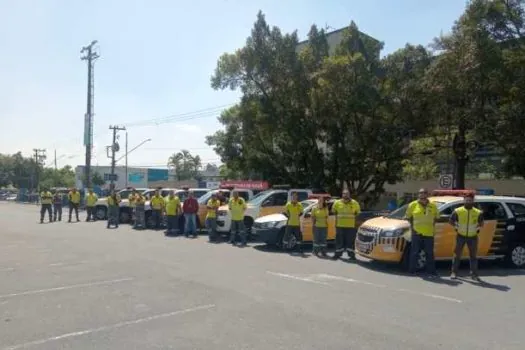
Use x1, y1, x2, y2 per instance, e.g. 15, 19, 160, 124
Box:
116, 133, 152, 187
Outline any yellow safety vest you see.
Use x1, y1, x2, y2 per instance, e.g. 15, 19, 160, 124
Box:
108, 195, 121, 206
165, 196, 180, 216
229, 198, 246, 221
129, 194, 137, 208
40, 191, 53, 205
406, 200, 439, 237
135, 195, 145, 206
312, 207, 329, 228
333, 199, 361, 228
206, 199, 221, 219
151, 195, 164, 210
285, 201, 302, 226
69, 191, 81, 204
86, 193, 98, 207
454, 206, 482, 237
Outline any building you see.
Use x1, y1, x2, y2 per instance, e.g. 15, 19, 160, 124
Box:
296, 26, 381, 58
75, 166, 168, 190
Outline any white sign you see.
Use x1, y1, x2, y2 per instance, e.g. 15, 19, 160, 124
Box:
438, 174, 453, 189
206, 181, 221, 189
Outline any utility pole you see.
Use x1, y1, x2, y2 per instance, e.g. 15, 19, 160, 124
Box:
33, 149, 47, 192
81, 40, 99, 190
108, 125, 126, 190
54, 149, 58, 170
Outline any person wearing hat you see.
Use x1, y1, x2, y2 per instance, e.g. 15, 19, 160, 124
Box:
206, 192, 221, 242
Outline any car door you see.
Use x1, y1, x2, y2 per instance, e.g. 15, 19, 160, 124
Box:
504, 202, 525, 256
477, 201, 510, 257
434, 202, 463, 259
259, 192, 288, 217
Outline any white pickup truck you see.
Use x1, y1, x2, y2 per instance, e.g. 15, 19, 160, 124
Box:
94, 188, 149, 222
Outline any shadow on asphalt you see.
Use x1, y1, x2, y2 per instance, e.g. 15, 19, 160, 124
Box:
457, 277, 511, 292
253, 244, 311, 258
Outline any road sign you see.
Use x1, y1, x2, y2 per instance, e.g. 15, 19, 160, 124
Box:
438, 174, 453, 189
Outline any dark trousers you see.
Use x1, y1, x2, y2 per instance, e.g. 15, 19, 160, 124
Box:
452, 235, 478, 275
334, 227, 357, 257
152, 209, 162, 229
40, 204, 52, 222
229, 220, 246, 244
53, 204, 62, 221
68, 203, 79, 221
206, 218, 217, 240
284, 225, 302, 250
86, 206, 95, 221
166, 215, 178, 233
409, 233, 436, 273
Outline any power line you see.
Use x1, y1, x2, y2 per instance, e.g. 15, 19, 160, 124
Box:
123, 103, 236, 127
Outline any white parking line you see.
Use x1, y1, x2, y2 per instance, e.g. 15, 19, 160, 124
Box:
316, 274, 462, 303
0, 278, 134, 299
2, 304, 216, 350
266, 271, 331, 286
0, 268, 15, 272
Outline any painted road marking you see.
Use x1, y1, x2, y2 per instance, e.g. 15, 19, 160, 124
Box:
268, 272, 462, 303
266, 271, 331, 286
0, 268, 15, 272
0, 277, 134, 299
2, 304, 216, 350
316, 274, 462, 303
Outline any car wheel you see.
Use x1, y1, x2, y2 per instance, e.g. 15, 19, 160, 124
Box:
508, 244, 525, 268
276, 228, 297, 251
95, 206, 107, 220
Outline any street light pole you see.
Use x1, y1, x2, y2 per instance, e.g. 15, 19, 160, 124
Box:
116, 137, 152, 187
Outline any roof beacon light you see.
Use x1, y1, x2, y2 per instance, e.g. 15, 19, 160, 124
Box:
431, 189, 476, 197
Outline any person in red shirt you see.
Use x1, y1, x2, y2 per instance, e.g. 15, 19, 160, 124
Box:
183, 191, 199, 238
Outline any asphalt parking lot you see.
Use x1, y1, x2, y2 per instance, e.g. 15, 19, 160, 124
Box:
1, 202, 524, 350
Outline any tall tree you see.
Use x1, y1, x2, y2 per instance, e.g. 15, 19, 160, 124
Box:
167, 150, 202, 181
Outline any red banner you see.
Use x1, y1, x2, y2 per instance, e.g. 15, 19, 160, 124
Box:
220, 181, 269, 190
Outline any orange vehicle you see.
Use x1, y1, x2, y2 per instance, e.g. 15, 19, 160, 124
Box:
355, 190, 525, 269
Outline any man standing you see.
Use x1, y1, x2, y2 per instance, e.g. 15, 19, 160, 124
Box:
183, 191, 199, 238
39, 188, 53, 223
332, 190, 361, 260
68, 187, 81, 223
134, 192, 146, 229
150, 189, 165, 230
165, 191, 181, 235
107, 190, 121, 228
85, 189, 98, 222
129, 189, 137, 225
283, 192, 304, 253
449, 192, 484, 281
52, 191, 63, 222
206, 193, 221, 242
228, 191, 247, 246
405, 188, 440, 276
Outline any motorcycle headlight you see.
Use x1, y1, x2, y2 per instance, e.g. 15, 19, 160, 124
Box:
380, 228, 405, 238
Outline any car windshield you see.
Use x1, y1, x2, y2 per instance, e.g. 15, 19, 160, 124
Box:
387, 201, 445, 219
247, 190, 272, 205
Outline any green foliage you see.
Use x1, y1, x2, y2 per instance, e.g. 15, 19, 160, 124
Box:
0, 152, 75, 189
208, 2, 525, 201
167, 149, 202, 181
91, 172, 105, 186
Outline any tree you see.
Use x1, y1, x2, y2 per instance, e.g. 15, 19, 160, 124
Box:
204, 163, 218, 173
167, 150, 202, 180
92, 172, 105, 186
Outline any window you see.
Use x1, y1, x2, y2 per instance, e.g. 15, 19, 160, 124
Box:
295, 192, 309, 202
262, 192, 288, 207
194, 190, 209, 199
238, 192, 250, 201
506, 202, 525, 216
476, 202, 507, 220
440, 203, 464, 217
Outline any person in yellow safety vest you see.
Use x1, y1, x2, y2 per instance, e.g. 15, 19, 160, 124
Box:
150, 189, 165, 230
332, 190, 361, 260
39, 188, 53, 223
85, 189, 98, 222
283, 192, 304, 253
165, 191, 181, 235
134, 192, 146, 229
68, 188, 81, 223
228, 191, 247, 246
107, 190, 121, 228
312, 196, 329, 257
449, 192, 484, 281
206, 193, 221, 242
405, 188, 440, 276
129, 189, 137, 225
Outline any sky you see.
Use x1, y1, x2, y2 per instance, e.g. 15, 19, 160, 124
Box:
0, 0, 467, 170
